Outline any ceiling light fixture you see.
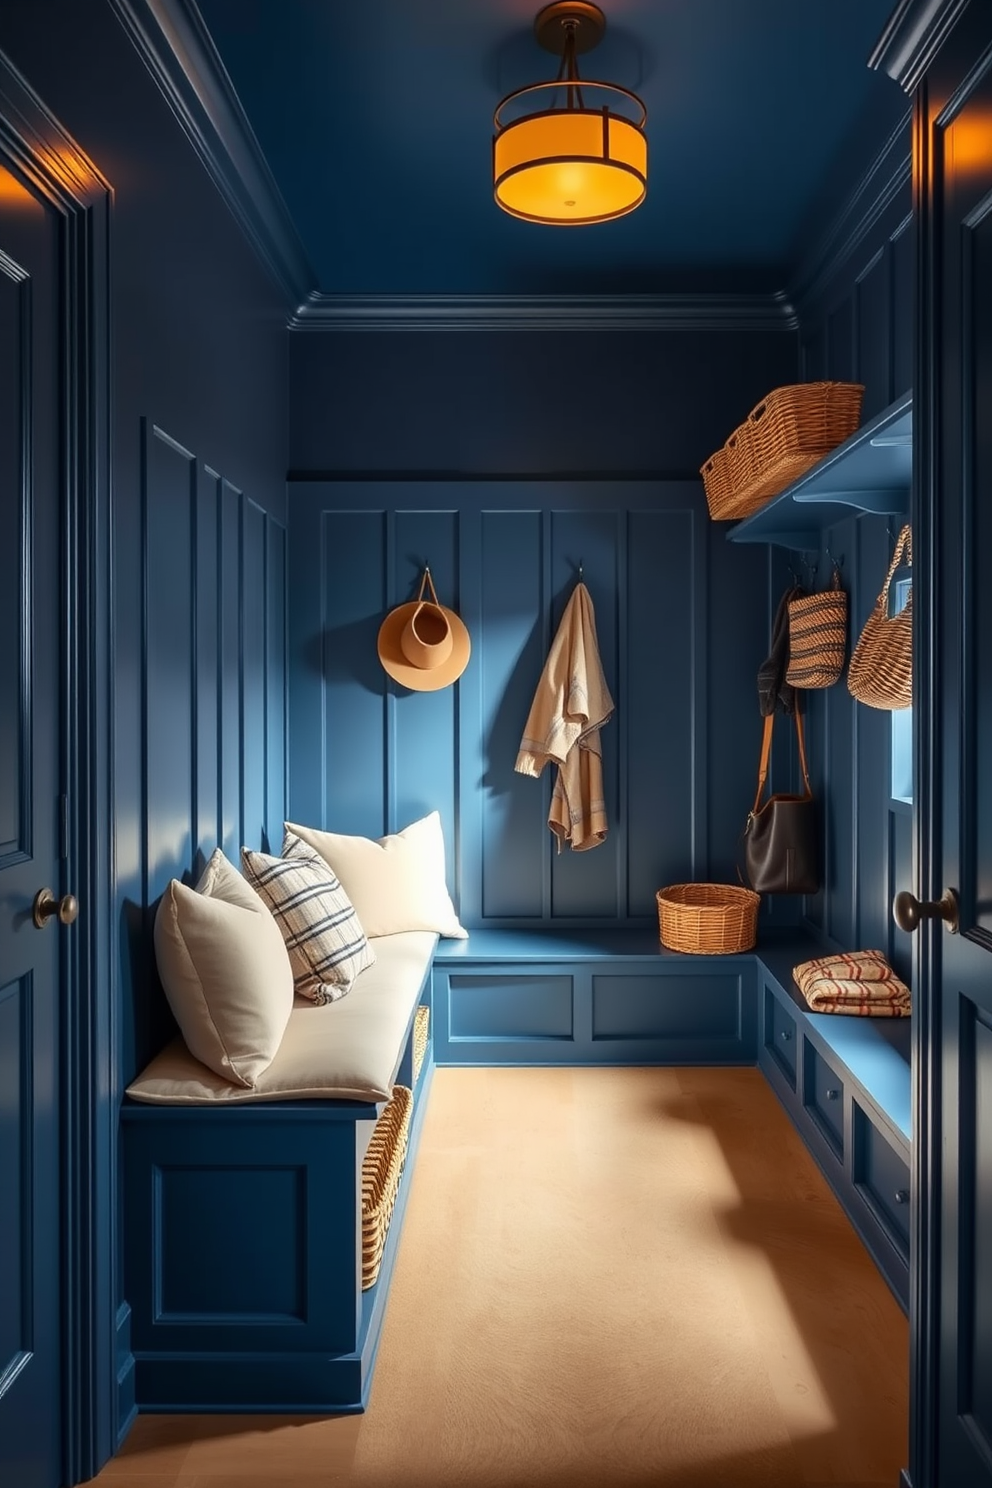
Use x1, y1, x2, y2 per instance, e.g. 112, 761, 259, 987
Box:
493, 1, 647, 227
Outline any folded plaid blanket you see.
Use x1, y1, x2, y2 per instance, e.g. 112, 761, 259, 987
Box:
792, 948, 911, 1017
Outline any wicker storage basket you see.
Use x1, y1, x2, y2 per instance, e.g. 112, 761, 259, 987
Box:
701, 381, 864, 521
656, 883, 760, 954
700, 443, 736, 520
412, 1004, 429, 1084
361, 1083, 412, 1290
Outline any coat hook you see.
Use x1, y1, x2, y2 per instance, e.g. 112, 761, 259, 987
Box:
578, 559, 584, 580
826, 548, 844, 571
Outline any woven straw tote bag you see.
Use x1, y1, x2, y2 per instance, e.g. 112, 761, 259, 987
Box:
786, 566, 847, 689
847, 525, 912, 710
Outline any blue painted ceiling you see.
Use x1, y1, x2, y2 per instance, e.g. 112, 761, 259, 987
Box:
195, 0, 907, 297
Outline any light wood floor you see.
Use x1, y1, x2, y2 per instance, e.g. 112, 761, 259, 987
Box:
95, 1067, 909, 1487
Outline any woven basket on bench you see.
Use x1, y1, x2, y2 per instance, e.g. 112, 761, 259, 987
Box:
361, 1082, 412, 1289
656, 883, 759, 955
701, 381, 864, 521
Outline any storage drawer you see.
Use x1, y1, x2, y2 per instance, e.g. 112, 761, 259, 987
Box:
852, 1102, 911, 1260
803, 1039, 845, 1158
763, 985, 798, 1089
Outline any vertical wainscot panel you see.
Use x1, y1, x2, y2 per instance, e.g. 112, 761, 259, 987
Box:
391, 509, 459, 849
315, 508, 388, 835
891, 216, 914, 402
474, 508, 546, 920
266, 519, 287, 854
242, 499, 267, 851
626, 504, 700, 913
143, 423, 194, 904
218, 479, 243, 864
195, 470, 220, 859
856, 248, 892, 420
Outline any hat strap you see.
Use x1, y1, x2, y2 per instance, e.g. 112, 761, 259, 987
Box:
417, 567, 441, 607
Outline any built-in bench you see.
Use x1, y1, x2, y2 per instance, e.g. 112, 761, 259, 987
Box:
119, 924, 911, 1421
119, 932, 438, 1417
754, 939, 911, 1307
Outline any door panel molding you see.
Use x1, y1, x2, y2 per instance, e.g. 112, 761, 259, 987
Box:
0, 47, 114, 1486
0, 243, 30, 871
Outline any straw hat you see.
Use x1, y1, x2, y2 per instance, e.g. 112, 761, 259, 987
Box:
377, 570, 471, 691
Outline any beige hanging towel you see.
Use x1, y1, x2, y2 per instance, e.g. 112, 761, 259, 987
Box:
514, 582, 615, 851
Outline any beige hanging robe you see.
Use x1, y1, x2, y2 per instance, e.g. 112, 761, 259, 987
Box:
514, 582, 615, 851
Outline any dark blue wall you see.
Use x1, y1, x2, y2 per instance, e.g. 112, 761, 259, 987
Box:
289, 324, 798, 478
287, 324, 803, 926
0, 0, 290, 1453
791, 116, 915, 977
288, 477, 787, 926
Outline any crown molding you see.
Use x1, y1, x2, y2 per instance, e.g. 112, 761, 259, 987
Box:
788, 109, 913, 314
107, 0, 314, 306
869, 0, 971, 92
0, 50, 111, 209
288, 291, 799, 333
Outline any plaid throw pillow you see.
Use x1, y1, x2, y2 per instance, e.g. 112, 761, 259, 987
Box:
241, 831, 375, 1004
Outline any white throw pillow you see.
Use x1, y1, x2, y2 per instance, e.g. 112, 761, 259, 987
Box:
241, 831, 376, 1004
153, 848, 294, 1088
286, 810, 468, 939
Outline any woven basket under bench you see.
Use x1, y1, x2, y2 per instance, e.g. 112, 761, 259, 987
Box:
361, 1083, 412, 1289
702, 381, 864, 521
360, 1005, 429, 1289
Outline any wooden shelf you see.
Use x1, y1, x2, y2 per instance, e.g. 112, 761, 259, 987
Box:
727, 390, 912, 549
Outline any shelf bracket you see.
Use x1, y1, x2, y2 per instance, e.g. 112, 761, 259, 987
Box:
790, 487, 908, 513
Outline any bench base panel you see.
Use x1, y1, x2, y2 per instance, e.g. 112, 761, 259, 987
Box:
122, 1055, 434, 1414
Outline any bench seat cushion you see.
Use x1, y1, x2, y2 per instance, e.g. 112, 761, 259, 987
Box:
126, 930, 437, 1106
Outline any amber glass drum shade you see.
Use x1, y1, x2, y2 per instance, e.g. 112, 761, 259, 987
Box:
494, 108, 646, 224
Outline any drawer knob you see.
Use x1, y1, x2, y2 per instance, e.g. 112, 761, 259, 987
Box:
780, 1029, 792, 1042
895, 1189, 910, 1204
826, 1088, 840, 1100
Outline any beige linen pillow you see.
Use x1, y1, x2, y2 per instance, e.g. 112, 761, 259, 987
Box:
153, 848, 294, 1088
286, 810, 468, 939
241, 830, 376, 1004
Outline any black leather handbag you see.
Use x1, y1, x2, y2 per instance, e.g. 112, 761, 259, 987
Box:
744, 708, 819, 895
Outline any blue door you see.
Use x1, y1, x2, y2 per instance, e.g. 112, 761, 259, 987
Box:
909, 21, 992, 1485
0, 156, 65, 1486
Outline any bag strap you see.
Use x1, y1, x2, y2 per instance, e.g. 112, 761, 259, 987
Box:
752, 708, 812, 814
877, 525, 912, 610
415, 566, 441, 607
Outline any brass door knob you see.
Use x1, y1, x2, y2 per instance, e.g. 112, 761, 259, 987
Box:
892, 887, 959, 935
32, 888, 79, 929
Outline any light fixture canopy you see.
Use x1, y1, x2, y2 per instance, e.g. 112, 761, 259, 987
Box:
493, 1, 647, 227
